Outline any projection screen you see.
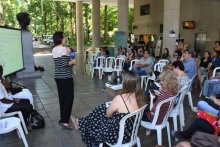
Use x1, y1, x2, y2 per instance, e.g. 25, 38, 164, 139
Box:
0, 27, 24, 76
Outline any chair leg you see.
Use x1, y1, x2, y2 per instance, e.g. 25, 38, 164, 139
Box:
146, 128, 151, 135
199, 89, 202, 97
179, 114, 183, 131
99, 69, 102, 79
188, 92, 194, 110
136, 137, 141, 147
18, 112, 28, 134
166, 122, 171, 147
17, 125, 29, 147
141, 77, 144, 89
172, 116, 178, 141
99, 143, 103, 147
156, 129, 162, 146
91, 68, 94, 78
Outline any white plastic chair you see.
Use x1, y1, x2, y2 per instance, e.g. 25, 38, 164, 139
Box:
128, 59, 140, 71
141, 95, 177, 147
0, 106, 28, 134
169, 83, 189, 141
185, 74, 197, 111
117, 55, 126, 59
0, 117, 29, 147
99, 105, 147, 147
158, 59, 169, 65
144, 62, 166, 90
91, 56, 106, 79
102, 57, 115, 74
199, 67, 220, 97
113, 57, 125, 76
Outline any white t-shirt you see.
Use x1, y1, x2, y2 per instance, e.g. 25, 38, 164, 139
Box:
0, 83, 13, 112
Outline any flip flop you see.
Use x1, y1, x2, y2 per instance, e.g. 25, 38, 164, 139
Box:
71, 116, 79, 130
59, 123, 73, 130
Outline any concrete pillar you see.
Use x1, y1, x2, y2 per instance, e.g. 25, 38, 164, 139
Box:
92, 0, 100, 48
163, 0, 180, 55
76, 1, 84, 53
117, 0, 129, 40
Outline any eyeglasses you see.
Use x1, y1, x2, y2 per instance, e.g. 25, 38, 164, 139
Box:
173, 54, 178, 56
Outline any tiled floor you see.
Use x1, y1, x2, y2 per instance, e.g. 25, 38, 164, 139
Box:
0, 53, 203, 147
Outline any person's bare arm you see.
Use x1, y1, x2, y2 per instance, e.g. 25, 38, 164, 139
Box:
0, 98, 16, 104
106, 95, 121, 117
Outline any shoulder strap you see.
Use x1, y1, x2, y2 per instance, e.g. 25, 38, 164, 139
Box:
120, 94, 130, 113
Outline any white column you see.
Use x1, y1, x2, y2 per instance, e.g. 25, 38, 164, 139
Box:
92, 0, 100, 48
117, 0, 129, 40
76, 1, 84, 53
163, 0, 180, 55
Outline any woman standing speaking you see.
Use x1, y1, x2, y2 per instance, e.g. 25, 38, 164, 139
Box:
52, 32, 76, 129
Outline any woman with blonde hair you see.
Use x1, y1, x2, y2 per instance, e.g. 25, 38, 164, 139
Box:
71, 71, 146, 146
142, 70, 179, 124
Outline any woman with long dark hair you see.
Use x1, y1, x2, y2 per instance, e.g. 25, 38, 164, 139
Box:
71, 71, 146, 146
161, 48, 171, 61
52, 31, 76, 129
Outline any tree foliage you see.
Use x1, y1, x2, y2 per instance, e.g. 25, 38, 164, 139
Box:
0, 0, 134, 46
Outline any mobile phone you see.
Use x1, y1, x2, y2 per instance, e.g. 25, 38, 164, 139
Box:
149, 89, 155, 96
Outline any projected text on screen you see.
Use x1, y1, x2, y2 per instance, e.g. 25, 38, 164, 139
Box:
0, 27, 24, 76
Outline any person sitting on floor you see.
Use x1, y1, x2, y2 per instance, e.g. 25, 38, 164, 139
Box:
71, 71, 146, 147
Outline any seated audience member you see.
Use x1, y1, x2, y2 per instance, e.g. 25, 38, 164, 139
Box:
145, 61, 189, 97
104, 46, 110, 57
182, 48, 197, 79
137, 46, 144, 59
175, 132, 220, 147
196, 93, 220, 117
214, 41, 220, 51
148, 47, 155, 58
116, 46, 123, 57
138, 37, 146, 49
123, 49, 135, 71
0, 65, 34, 107
160, 48, 171, 61
164, 50, 182, 70
194, 49, 201, 64
202, 73, 220, 97
142, 70, 178, 124
94, 47, 106, 67
177, 39, 184, 51
172, 97, 220, 140
121, 47, 127, 56
71, 71, 146, 147
133, 50, 153, 76
194, 51, 212, 88
209, 49, 220, 76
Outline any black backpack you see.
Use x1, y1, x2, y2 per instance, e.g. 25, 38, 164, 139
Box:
27, 110, 45, 130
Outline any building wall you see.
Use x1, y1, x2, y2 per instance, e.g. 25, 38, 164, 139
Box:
134, 0, 220, 53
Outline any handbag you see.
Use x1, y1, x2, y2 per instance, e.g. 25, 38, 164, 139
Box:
27, 109, 45, 130
10, 87, 23, 95
197, 111, 220, 135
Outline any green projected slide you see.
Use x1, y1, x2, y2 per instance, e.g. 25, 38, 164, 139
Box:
0, 27, 24, 76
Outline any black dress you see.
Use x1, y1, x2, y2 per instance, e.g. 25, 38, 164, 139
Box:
78, 96, 134, 147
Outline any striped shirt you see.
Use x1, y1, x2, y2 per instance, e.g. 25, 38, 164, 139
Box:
52, 46, 73, 79
146, 91, 175, 124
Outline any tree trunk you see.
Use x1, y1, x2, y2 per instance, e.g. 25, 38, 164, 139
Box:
104, 5, 108, 42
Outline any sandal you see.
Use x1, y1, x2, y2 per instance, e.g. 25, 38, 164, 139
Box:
71, 115, 79, 130
59, 123, 73, 130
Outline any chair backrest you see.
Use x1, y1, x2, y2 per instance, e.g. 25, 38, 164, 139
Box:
117, 55, 126, 59
186, 74, 197, 92
114, 57, 125, 70
174, 82, 190, 110
129, 59, 140, 71
95, 56, 106, 68
116, 105, 147, 146
104, 57, 115, 69
213, 67, 220, 77
151, 95, 177, 127
153, 62, 166, 72
158, 59, 169, 65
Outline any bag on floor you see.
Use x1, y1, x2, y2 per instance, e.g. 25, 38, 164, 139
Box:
28, 109, 45, 129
